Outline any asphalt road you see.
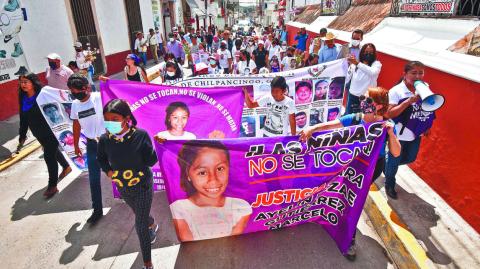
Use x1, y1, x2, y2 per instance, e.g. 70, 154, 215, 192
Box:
0, 147, 393, 269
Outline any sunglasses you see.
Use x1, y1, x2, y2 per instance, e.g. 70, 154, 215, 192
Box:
359, 95, 373, 104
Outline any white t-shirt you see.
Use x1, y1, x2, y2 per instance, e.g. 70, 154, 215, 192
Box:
170, 197, 252, 240
70, 92, 105, 139
347, 61, 382, 97
281, 56, 295, 71
268, 45, 281, 61
46, 65, 74, 90
156, 130, 196, 140
134, 38, 148, 53
237, 60, 256, 75
217, 49, 232, 69
258, 95, 296, 137
388, 81, 416, 141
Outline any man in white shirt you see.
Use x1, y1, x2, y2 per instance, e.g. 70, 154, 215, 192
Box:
74, 42, 96, 91
68, 74, 106, 224
147, 28, 159, 64
217, 41, 232, 74
46, 53, 73, 90
134, 32, 148, 66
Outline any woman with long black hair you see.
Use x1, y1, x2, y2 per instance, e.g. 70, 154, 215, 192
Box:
18, 72, 72, 198
97, 99, 158, 269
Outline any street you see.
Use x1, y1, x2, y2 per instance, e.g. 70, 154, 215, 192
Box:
0, 147, 393, 269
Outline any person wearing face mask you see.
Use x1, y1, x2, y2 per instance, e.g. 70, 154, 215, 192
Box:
207, 56, 221, 74
167, 33, 186, 65
318, 32, 342, 64
236, 49, 257, 75
246, 38, 256, 55
345, 43, 382, 114
338, 29, 363, 61
97, 99, 158, 269
134, 32, 148, 66
268, 38, 281, 62
300, 86, 401, 260
217, 41, 232, 74
158, 52, 183, 78
163, 61, 182, 82
18, 72, 72, 199
45, 53, 73, 90
147, 28, 159, 64
68, 74, 106, 225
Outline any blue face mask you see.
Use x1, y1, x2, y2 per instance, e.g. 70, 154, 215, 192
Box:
104, 121, 123, 134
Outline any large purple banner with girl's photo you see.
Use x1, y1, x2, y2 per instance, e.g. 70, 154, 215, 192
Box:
155, 122, 386, 254
101, 80, 246, 194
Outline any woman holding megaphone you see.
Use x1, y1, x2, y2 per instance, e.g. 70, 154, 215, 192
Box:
385, 61, 437, 199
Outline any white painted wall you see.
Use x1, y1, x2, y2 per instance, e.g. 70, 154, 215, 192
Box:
18, 0, 76, 74
140, 0, 155, 33
93, 0, 130, 55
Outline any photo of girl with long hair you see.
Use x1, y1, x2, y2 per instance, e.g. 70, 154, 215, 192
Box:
156, 102, 196, 140
170, 140, 252, 241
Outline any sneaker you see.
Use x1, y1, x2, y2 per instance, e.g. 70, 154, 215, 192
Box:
149, 223, 158, 244
344, 241, 356, 261
11, 42, 23, 57
386, 187, 398, 200
87, 211, 103, 224
4, 0, 20, 12
59, 166, 72, 180
43, 187, 58, 199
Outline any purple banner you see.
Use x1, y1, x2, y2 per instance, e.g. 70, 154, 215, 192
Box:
156, 122, 386, 254
100, 80, 246, 193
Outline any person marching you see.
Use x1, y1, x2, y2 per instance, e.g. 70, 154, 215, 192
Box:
68, 74, 105, 224
97, 99, 158, 269
18, 72, 72, 198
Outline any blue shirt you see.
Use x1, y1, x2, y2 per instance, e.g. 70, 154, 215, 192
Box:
280, 31, 288, 42
294, 33, 308, 51
319, 44, 341, 64
339, 114, 392, 157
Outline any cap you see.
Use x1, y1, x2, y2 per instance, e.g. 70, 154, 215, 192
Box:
46, 53, 61, 60
258, 40, 265, 45
74, 42, 82, 48
221, 40, 227, 45
191, 34, 197, 38
172, 27, 178, 32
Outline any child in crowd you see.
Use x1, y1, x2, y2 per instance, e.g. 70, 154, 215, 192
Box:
244, 76, 296, 137
269, 55, 281, 73
170, 140, 252, 241
97, 99, 158, 269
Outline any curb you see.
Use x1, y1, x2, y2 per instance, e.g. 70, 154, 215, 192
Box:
0, 141, 41, 172
365, 184, 430, 269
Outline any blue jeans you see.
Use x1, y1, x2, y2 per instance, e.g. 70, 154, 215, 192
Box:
384, 137, 422, 189
139, 52, 147, 66
87, 139, 103, 213
87, 68, 97, 92
345, 93, 361, 115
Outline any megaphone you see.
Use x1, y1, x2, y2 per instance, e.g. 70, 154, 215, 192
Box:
414, 81, 445, 112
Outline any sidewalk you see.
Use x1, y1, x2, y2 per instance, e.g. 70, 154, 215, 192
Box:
368, 166, 480, 268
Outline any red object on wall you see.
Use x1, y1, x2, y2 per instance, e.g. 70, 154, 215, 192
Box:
287, 23, 480, 232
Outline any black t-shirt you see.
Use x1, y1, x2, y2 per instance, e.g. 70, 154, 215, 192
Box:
253, 49, 267, 69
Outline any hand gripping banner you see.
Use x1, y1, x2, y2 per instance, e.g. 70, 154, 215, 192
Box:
156, 122, 386, 254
